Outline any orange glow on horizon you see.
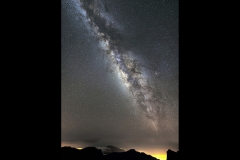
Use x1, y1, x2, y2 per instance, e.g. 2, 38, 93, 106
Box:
151, 154, 166, 160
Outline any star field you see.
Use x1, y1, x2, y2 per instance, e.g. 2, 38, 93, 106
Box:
61, 0, 178, 157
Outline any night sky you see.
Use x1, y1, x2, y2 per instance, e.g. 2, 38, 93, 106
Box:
61, 0, 178, 159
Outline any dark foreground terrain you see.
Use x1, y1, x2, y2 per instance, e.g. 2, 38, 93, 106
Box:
61, 146, 178, 160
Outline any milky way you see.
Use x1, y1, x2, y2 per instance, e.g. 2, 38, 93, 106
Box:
74, 0, 171, 131
62, 0, 179, 155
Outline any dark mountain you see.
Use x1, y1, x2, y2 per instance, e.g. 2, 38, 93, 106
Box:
61, 146, 179, 160
104, 149, 159, 160
61, 146, 103, 160
61, 146, 82, 160
166, 149, 178, 160
61, 146, 159, 160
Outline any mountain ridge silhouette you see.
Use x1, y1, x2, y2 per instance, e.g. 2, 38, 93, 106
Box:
61, 146, 179, 160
